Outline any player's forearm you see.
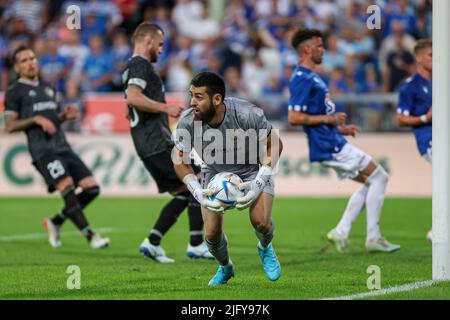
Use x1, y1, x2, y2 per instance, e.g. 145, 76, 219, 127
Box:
126, 92, 166, 114
396, 114, 429, 127
261, 133, 283, 169
4, 116, 37, 133
173, 148, 195, 181
288, 110, 331, 126
174, 162, 195, 181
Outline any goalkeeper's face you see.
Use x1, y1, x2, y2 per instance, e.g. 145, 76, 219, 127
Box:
189, 85, 216, 122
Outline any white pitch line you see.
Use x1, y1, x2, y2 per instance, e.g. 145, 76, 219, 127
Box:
0, 227, 118, 242
321, 280, 448, 300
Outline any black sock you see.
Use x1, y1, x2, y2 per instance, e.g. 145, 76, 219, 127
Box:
61, 186, 94, 241
51, 212, 66, 225
188, 195, 204, 246
148, 192, 189, 246
51, 186, 100, 226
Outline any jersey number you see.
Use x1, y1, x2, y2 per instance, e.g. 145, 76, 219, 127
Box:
125, 87, 139, 128
47, 160, 65, 180
130, 107, 139, 128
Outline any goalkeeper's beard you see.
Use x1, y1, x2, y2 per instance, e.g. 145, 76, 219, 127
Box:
194, 105, 216, 123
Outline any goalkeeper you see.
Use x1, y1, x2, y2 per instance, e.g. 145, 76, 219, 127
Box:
173, 72, 283, 285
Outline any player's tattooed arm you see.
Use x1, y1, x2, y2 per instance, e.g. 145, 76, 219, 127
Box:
173, 148, 195, 180
4, 112, 56, 134
288, 110, 346, 126
260, 130, 283, 169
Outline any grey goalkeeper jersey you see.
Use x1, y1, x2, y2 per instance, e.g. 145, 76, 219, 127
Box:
174, 97, 272, 176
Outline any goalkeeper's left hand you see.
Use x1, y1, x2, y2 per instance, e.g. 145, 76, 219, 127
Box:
235, 166, 272, 210
235, 180, 264, 210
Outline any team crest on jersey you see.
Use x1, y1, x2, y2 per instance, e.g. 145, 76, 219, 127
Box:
45, 87, 54, 98
29, 90, 36, 97
325, 93, 336, 114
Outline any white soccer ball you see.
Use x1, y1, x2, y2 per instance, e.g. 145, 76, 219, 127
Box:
207, 172, 244, 209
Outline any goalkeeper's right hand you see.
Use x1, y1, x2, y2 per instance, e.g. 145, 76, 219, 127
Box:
183, 174, 224, 214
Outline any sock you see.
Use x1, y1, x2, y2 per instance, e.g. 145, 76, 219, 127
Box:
336, 184, 369, 237
205, 233, 230, 266
51, 211, 66, 226
148, 192, 189, 246
51, 186, 100, 226
365, 166, 389, 242
61, 186, 94, 241
255, 220, 274, 249
187, 194, 204, 246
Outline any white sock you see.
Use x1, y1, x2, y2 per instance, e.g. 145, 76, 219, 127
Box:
336, 184, 369, 237
365, 166, 389, 242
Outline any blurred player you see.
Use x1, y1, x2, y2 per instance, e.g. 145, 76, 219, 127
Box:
123, 22, 212, 262
173, 72, 283, 285
288, 29, 400, 253
3, 46, 109, 249
396, 39, 432, 241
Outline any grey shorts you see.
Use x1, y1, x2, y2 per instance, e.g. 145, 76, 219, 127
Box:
201, 170, 275, 197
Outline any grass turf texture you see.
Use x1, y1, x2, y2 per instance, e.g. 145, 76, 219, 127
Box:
0, 197, 447, 300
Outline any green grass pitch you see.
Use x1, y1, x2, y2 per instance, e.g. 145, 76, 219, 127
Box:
0, 196, 449, 300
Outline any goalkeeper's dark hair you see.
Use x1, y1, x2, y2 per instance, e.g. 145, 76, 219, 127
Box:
291, 28, 324, 50
190, 72, 226, 102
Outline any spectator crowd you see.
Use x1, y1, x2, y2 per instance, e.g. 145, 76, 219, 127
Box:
0, 0, 432, 129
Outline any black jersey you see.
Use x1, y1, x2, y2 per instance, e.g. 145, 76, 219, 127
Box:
4, 79, 71, 160
122, 55, 174, 159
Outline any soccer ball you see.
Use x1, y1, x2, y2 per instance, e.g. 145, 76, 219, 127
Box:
207, 172, 244, 209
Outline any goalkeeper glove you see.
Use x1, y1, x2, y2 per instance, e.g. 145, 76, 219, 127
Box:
183, 174, 224, 214
236, 165, 272, 210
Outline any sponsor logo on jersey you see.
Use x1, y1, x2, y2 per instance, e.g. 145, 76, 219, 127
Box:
45, 87, 55, 98
29, 90, 36, 97
33, 101, 58, 112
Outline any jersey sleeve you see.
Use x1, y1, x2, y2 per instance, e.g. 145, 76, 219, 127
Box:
288, 74, 314, 113
248, 107, 272, 141
4, 86, 20, 116
397, 84, 414, 116
174, 111, 194, 153
127, 58, 148, 91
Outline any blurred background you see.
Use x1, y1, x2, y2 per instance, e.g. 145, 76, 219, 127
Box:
0, 0, 433, 131
0, 0, 432, 197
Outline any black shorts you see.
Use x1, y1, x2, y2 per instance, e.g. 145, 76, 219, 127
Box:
32, 150, 93, 193
142, 148, 185, 194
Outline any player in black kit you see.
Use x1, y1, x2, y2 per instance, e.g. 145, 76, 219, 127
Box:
3, 46, 109, 249
123, 22, 212, 262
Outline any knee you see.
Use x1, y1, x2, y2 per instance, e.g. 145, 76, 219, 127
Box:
205, 229, 222, 243
86, 185, 100, 197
